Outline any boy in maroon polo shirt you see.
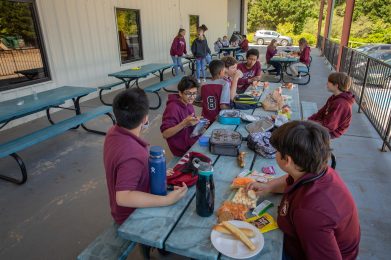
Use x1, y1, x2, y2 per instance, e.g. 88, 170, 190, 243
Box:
309, 72, 355, 139
201, 60, 231, 122
237, 48, 262, 93
247, 121, 360, 259
103, 88, 188, 225
161, 76, 203, 157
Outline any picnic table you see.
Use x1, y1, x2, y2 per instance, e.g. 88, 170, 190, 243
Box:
0, 86, 114, 184
220, 46, 242, 57
118, 83, 302, 259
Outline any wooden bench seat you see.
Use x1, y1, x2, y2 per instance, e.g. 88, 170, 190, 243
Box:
77, 224, 136, 260
0, 106, 114, 185
143, 76, 182, 110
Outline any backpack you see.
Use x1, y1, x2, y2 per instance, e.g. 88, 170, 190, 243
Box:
247, 131, 277, 158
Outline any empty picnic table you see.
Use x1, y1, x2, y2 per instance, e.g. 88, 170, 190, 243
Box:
118, 83, 301, 259
220, 46, 242, 57
0, 86, 115, 184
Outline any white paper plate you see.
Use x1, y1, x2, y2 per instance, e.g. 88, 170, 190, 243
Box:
211, 220, 264, 259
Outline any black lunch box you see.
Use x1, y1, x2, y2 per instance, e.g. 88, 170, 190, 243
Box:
209, 129, 242, 157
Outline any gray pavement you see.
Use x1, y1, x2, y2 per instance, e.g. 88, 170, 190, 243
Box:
0, 47, 390, 260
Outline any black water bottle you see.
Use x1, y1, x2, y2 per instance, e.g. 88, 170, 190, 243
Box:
193, 158, 215, 217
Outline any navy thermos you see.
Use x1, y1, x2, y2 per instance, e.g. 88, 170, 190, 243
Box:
149, 146, 167, 195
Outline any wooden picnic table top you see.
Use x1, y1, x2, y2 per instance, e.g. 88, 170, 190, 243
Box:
0, 86, 95, 125
118, 83, 301, 259
108, 63, 172, 79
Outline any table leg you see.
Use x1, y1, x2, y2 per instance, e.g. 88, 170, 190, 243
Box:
0, 153, 27, 185
139, 244, 151, 260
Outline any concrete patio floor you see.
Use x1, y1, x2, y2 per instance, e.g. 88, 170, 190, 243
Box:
0, 47, 390, 260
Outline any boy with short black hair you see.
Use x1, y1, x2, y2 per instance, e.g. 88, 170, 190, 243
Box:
237, 48, 262, 93
309, 72, 355, 138
104, 88, 188, 225
161, 76, 202, 157
247, 121, 360, 259
201, 60, 231, 122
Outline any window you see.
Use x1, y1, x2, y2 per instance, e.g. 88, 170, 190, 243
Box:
0, 0, 50, 91
189, 15, 199, 45
116, 8, 143, 64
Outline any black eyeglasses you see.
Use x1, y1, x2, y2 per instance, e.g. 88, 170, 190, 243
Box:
184, 91, 198, 98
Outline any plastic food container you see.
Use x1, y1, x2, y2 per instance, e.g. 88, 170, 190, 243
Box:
198, 136, 210, 147
245, 117, 274, 133
218, 110, 241, 125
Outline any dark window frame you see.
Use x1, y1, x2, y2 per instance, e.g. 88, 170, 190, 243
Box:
0, 0, 51, 92
115, 8, 143, 65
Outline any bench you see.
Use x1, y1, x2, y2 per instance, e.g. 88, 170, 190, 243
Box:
0, 106, 115, 185
77, 224, 136, 260
143, 76, 182, 110
98, 81, 125, 106
301, 101, 318, 120
296, 65, 311, 85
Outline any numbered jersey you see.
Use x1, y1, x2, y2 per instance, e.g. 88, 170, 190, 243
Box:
201, 80, 230, 122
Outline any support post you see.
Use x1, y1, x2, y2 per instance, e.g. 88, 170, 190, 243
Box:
336, 0, 355, 71
322, 0, 334, 55
317, 0, 325, 47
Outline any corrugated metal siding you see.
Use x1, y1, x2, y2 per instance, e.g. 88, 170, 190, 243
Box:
0, 0, 228, 129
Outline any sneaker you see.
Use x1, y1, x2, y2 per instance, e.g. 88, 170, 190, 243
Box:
197, 79, 201, 83
202, 78, 206, 83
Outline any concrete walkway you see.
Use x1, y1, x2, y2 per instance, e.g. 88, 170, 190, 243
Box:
0, 47, 390, 260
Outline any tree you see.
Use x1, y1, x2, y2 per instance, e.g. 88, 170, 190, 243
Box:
247, 0, 316, 34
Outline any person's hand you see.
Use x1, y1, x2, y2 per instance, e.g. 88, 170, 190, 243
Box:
234, 69, 243, 79
181, 114, 200, 127
245, 181, 272, 197
166, 168, 174, 177
166, 182, 188, 204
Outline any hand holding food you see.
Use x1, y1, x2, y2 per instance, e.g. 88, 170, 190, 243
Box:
221, 221, 256, 251
246, 181, 272, 197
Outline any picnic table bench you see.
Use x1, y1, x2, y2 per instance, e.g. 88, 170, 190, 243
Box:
0, 86, 115, 185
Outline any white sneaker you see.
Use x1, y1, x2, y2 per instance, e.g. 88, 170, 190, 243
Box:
202, 78, 206, 83
197, 79, 201, 83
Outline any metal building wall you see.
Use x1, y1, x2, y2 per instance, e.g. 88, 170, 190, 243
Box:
0, 0, 228, 128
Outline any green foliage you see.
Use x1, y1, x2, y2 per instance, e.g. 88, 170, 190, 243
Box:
117, 10, 139, 36
248, 0, 391, 46
247, 0, 316, 34
0, 1, 36, 45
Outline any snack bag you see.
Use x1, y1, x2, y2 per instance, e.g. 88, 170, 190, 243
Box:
246, 213, 279, 233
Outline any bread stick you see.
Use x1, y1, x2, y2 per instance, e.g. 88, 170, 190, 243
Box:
213, 225, 255, 238
221, 221, 256, 251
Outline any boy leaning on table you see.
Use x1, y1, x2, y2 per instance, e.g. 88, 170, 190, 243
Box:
103, 88, 187, 225
247, 121, 360, 260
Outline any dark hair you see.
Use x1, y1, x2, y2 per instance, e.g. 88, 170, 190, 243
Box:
221, 56, 238, 68
177, 28, 185, 38
268, 39, 277, 49
200, 24, 208, 31
208, 60, 225, 78
328, 72, 352, 92
177, 76, 200, 92
113, 88, 149, 129
299, 38, 307, 46
242, 35, 247, 38
270, 121, 331, 174
246, 48, 259, 59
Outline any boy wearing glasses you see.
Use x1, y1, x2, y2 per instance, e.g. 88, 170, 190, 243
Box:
161, 76, 202, 157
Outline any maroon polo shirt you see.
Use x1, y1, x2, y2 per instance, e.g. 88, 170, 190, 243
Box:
278, 167, 360, 260
103, 125, 150, 225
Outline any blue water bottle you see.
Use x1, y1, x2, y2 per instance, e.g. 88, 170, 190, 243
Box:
149, 146, 167, 196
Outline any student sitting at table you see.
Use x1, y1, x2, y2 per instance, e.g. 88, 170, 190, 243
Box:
246, 120, 360, 260
103, 88, 188, 225
214, 37, 223, 53
308, 72, 355, 139
237, 48, 262, 93
239, 35, 249, 53
160, 76, 204, 157
191, 26, 211, 83
221, 56, 243, 98
201, 60, 231, 122
266, 39, 282, 77
289, 37, 311, 77
222, 36, 230, 47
